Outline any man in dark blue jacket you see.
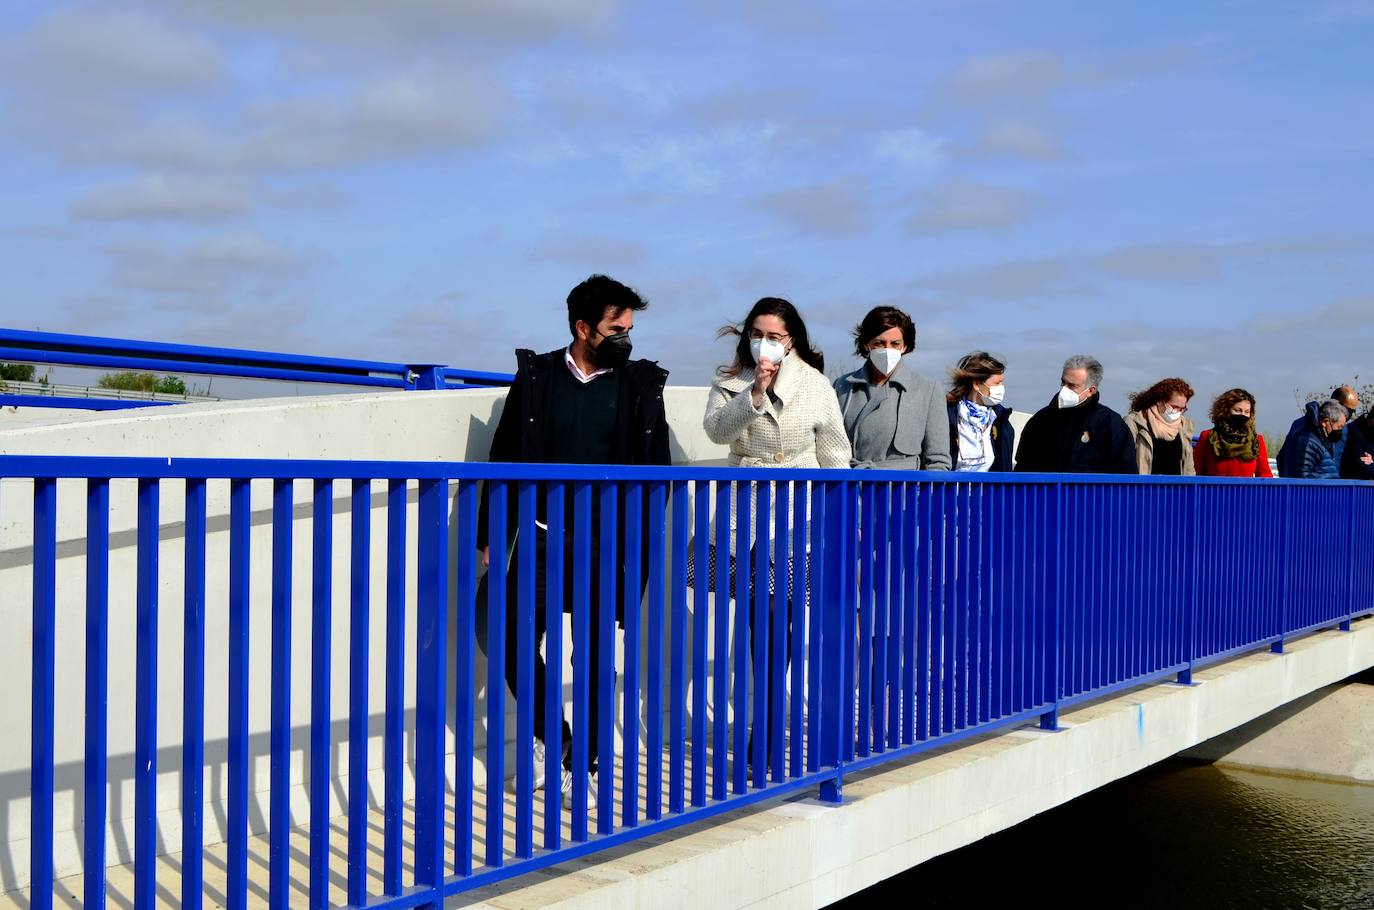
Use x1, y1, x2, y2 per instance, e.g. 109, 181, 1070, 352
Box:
1286, 386, 1359, 467
1277, 399, 1347, 478
1014, 354, 1136, 474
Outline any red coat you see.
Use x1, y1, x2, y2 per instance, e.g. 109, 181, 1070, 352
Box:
1193, 430, 1273, 477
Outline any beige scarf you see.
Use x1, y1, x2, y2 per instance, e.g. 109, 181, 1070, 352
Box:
1145, 404, 1182, 441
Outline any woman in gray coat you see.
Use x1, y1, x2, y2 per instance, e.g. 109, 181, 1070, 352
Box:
833, 306, 951, 471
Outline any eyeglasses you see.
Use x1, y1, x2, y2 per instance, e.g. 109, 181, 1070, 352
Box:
748, 330, 790, 343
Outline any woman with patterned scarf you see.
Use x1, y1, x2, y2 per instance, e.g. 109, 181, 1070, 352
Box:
945, 351, 1016, 472
1124, 377, 1197, 475
1194, 388, 1274, 477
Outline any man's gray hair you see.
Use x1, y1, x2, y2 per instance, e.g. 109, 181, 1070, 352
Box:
1063, 354, 1103, 390
1318, 399, 1348, 424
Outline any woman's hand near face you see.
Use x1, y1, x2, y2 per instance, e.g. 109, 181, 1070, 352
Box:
752, 355, 779, 405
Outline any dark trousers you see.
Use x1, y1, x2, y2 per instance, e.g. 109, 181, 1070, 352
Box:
475, 529, 614, 773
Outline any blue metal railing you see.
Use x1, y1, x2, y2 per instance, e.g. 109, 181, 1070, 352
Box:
0, 328, 513, 410
7, 455, 1372, 910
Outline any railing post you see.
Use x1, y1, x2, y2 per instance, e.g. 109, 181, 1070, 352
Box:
1178, 483, 1198, 685
818, 480, 850, 803
31, 478, 57, 910
407, 363, 445, 390
1039, 482, 1062, 731
1340, 485, 1355, 632
1273, 485, 1292, 653
415, 477, 449, 906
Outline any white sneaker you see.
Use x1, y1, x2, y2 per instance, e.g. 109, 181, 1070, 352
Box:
560, 770, 598, 811
507, 740, 547, 794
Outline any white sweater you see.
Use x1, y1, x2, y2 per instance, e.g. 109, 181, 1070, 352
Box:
701, 352, 851, 552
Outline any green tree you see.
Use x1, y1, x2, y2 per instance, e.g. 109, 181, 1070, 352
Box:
154, 375, 187, 396
97, 371, 188, 395
0, 363, 35, 382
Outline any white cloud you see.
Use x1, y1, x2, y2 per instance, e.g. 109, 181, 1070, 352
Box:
874, 128, 944, 170
13, 8, 224, 93
755, 176, 871, 236
527, 235, 648, 268
906, 180, 1039, 234
149, 0, 621, 45
69, 175, 254, 221
940, 50, 1068, 106
971, 119, 1067, 161
107, 232, 325, 295
86, 63, 505, 174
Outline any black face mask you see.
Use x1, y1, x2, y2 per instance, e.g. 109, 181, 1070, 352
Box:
1219, 414, 1250, 433
592, 330, 633, 368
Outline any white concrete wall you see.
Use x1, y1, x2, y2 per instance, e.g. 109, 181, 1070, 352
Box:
0, 389, 730, 889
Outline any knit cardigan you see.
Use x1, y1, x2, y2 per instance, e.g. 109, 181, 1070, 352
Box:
703, 352, 851, 469
703, 352, 851, 552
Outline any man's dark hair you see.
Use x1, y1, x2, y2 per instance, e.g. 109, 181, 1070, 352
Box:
566, 274, 648, 336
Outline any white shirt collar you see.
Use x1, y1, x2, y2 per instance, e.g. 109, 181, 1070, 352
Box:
564, 347, 613, 384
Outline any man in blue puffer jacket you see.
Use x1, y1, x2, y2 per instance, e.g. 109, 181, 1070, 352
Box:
1277, 399, 1348, 478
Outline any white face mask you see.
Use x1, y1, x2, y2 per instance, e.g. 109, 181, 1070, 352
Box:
750, 337, 787, 366
980, 383, 1006, 406
867, 347, 902, 376
1056, 385, 1083, 409
1162, 406, 1184, 423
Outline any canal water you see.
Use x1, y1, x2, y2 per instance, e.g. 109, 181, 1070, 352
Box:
833, 761, 1374, 908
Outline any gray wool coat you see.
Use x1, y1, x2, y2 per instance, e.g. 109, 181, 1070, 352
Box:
833, 362, 952, 471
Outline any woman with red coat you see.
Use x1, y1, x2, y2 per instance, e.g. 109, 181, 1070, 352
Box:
1194, 388, 1274, 477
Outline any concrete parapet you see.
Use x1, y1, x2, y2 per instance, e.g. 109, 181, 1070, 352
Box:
460, 618, 1374, 910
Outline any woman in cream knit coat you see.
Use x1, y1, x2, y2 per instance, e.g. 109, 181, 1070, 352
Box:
701, 296, 848, 760
703, 297, 851, 470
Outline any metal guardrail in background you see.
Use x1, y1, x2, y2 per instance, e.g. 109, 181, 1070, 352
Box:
0, 328, 514, 410
7, 456, 1372, 910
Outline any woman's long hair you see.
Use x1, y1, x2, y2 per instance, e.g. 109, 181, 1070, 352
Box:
716, 297, 825, 377
947, 351, 1006, 404
1128, 377, 1195, 413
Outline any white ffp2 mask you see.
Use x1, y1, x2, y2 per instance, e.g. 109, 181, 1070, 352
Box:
868, 348, 902, 376
981, 383, 1006, 406
750, 338, 786, 366
1057, 385, 1082, 409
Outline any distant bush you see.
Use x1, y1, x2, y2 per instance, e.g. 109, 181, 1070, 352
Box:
0, 363, 35, 382
97, 371, 188, 396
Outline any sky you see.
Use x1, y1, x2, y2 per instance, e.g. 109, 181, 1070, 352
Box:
1, 1, 1372, 435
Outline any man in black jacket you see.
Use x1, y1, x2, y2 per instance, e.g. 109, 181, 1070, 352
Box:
1014, 354, 1136, 474
476, 274, 670, 809
1340, 408, 1374, 480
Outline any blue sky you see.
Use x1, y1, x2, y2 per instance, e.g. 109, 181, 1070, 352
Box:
1, 1, 1372, 433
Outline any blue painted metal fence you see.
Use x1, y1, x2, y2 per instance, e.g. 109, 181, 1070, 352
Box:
7, 454, 1372, 909
0, 327, 513, 410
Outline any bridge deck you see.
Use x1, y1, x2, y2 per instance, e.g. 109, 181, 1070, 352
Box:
8, 617, 1373, 910
0, 739, 717, 910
